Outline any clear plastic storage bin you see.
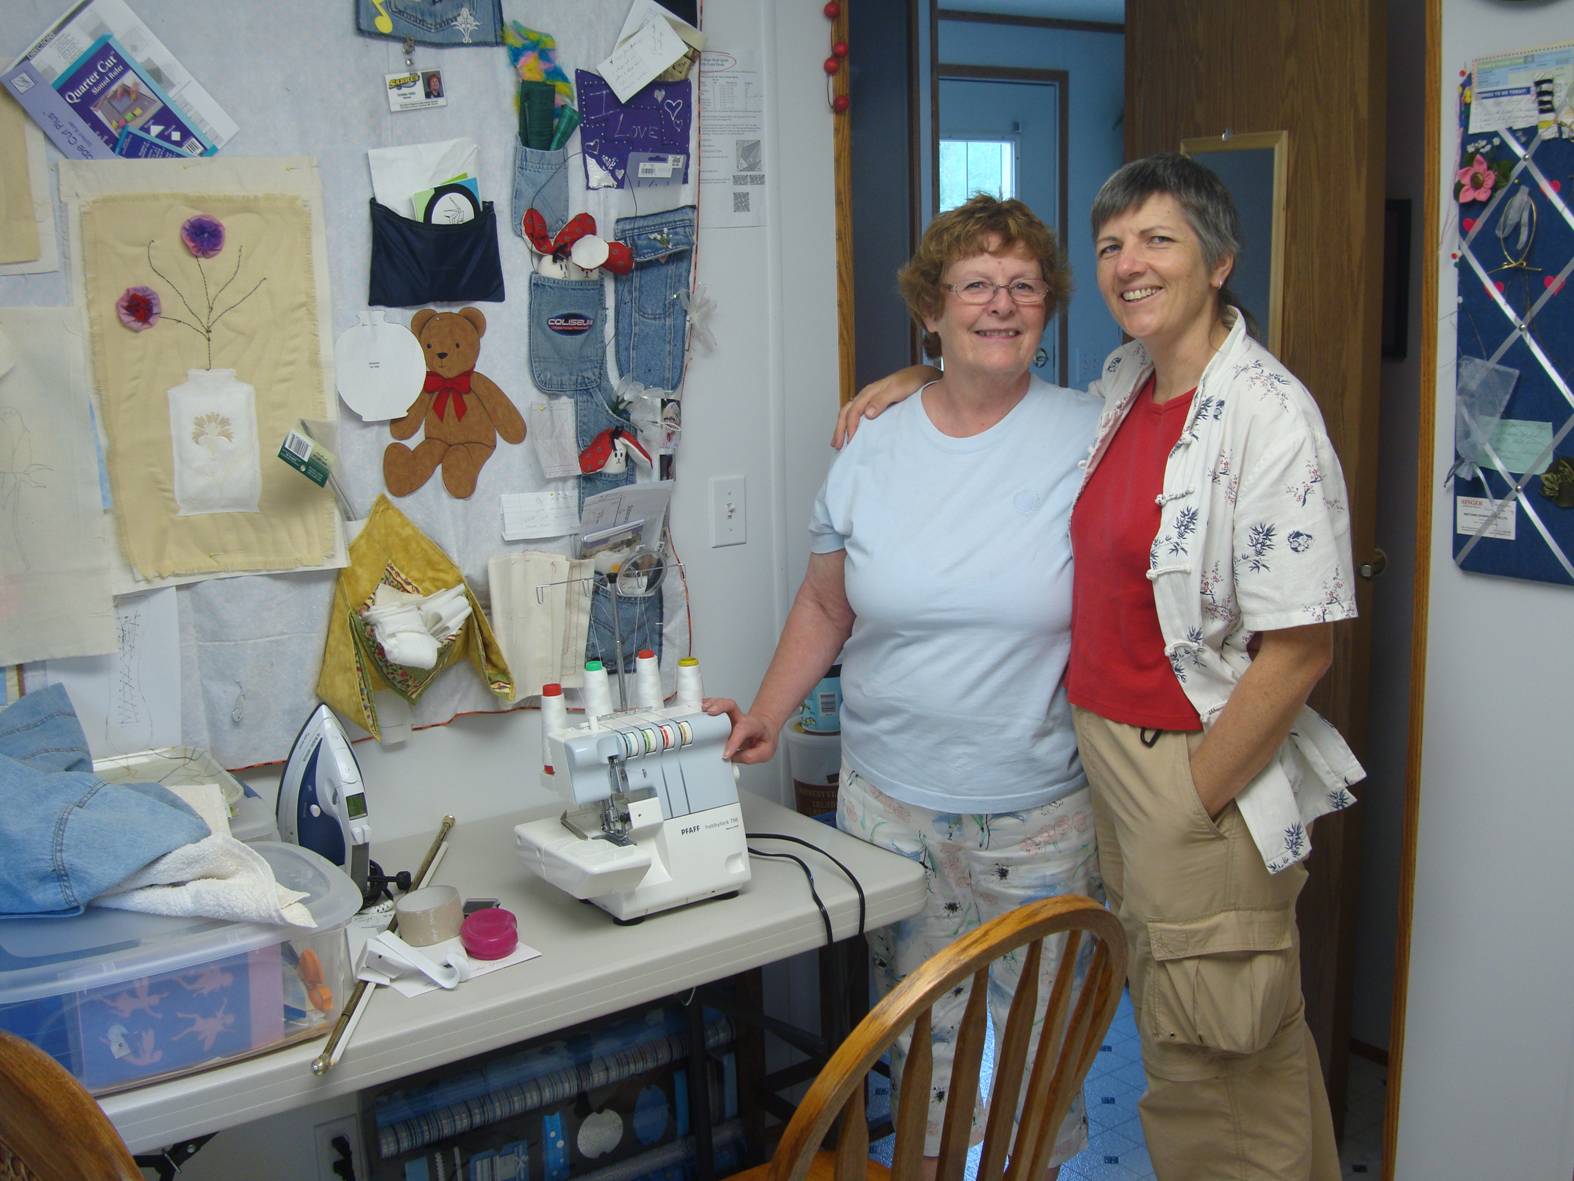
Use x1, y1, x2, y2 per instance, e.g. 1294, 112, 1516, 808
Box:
0, 842, 360, 1094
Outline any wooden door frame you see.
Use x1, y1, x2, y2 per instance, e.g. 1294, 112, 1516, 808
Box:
1383, 0, 1440, 1174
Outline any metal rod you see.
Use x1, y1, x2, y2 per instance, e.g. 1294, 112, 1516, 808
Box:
311, 814, 455, 1075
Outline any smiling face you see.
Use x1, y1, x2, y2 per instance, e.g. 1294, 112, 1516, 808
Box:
923, 237, 1048, 382
1094, 193, 1233, 356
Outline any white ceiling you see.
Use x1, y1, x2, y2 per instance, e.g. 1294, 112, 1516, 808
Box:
938, 0, 1125, 24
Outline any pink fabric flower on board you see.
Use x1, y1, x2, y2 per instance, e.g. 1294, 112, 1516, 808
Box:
116, 285, 162, 331
180, 214, 225, 258
1457, 154, 1496, 203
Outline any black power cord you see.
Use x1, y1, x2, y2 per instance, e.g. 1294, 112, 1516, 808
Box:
746, 831, 868, 944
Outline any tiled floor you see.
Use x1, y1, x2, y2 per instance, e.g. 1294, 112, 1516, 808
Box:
1064, 993, 1390, 1181
873, 989, 1390, 1180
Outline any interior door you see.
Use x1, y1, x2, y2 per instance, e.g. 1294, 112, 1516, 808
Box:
1123, 0, 1386, 1130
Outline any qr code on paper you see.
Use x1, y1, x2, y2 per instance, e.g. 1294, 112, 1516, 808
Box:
732, 191, 751, 214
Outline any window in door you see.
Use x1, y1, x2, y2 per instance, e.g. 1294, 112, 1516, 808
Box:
938, 137, 1017, 210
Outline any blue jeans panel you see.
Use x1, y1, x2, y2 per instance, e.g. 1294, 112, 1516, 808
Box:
614, 206, 696, 391
357, 0, 503, 45
0, 684, 208, 918
526, 274, 634, 511
586, 581, 662, 673
512, 145, 570, 242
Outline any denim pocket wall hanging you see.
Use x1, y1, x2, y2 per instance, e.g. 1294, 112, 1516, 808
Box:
511, 145, 570, 243
614, 206, 696, 392
357, 0, 504, 45
368, 199, 505, 307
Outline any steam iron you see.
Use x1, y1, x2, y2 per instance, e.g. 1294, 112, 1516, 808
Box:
278, 704, 371, 896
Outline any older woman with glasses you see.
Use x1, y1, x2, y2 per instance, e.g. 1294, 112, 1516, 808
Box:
707, 195, 1102, 1177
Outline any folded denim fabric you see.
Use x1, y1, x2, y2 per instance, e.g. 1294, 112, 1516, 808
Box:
0, 684, 209, 919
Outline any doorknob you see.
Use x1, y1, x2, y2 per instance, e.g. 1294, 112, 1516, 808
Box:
1357, 548, 1388, 580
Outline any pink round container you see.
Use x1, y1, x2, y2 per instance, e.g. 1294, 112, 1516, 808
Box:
460, 907, 519, 960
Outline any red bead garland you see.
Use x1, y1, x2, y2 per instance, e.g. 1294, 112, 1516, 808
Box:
823, 0, 848, 115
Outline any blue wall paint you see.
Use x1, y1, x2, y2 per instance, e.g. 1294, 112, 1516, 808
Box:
939, 75, 1060, 377
936, 19, 1125, 387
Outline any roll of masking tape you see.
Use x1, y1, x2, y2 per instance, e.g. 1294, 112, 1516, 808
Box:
396, 884, 462, 947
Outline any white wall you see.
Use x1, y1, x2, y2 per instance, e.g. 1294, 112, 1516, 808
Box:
1396, 1, 1574, 1175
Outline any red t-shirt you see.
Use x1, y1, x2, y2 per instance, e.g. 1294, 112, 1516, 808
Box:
1067, 375, 1202, 731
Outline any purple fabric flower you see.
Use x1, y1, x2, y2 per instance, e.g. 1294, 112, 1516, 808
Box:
180, 214, 225, 258
116, 286, 162, 331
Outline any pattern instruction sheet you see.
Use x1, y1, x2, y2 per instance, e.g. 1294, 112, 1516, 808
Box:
699, 50, 765, 228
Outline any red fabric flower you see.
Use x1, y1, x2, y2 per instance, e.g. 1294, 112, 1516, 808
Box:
116, 286, 162, 331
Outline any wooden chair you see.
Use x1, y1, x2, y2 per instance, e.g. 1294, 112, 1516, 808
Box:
0, 1031, 142, 1181
732, 894, 1126, 1181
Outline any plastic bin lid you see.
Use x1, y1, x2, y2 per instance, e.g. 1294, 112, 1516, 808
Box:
0, 843, 362, 1004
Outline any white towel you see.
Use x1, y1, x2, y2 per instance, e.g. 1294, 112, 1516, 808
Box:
93, 784, 315, 927
95, 837, 316, 927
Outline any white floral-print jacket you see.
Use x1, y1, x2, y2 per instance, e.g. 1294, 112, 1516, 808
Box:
1079, 310, 1365, 873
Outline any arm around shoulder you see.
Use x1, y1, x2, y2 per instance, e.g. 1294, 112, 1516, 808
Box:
833, 364, 941, 448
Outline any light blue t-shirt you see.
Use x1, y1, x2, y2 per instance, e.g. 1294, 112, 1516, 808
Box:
809, 376, 1101, 813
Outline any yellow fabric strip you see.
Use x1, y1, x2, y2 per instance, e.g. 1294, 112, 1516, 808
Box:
0, 100, 42, 265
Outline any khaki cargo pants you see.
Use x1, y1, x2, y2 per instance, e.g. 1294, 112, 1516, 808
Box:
1072, 709, 1339, 1181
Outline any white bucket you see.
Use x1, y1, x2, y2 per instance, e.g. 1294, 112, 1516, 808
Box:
785, 722, 841, 817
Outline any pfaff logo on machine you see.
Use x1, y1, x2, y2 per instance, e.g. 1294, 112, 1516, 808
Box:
680, 824, 700, 836
548, 314, 593, 335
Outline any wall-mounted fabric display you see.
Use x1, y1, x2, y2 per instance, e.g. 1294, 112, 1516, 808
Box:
385, 307, 526, 499
0, 308, 117, 665
1451, 47, 1574, 586
318, 496, 513, 742
614, 206, 696, 392
357, 0, 505, 46
575, 70, 692, 190
488, 551, 594, 698
367, 199, 506, 308
526, 272, 635, 507
61, 158, 344, 585
335, 310, 428, 422
512, 144, 573, 241
6, 3, 704, 764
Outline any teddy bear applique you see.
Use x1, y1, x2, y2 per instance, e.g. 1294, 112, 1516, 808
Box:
384, 306, 526, 499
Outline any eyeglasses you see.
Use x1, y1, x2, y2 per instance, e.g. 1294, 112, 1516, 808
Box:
942, 278, 1051, 306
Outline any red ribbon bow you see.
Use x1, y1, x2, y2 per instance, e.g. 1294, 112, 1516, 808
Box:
521, 209, 635, 275
578, 427, 653, 474
522, 209, 598, 257
423, 369, 474, 421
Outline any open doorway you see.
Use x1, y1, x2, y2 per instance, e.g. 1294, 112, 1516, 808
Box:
936, 68, 1069, 383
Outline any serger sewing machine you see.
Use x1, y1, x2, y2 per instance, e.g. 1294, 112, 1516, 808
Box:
514, 708, 750, 922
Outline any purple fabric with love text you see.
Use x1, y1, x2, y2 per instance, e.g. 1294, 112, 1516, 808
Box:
575, 70, 691, 189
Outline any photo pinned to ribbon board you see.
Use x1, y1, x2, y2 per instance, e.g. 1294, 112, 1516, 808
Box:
1451, 52, 1574, 587
384, 307, 526, 500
